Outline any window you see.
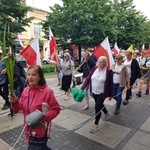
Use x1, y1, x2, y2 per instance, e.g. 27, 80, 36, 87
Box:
34, 23, 41, 36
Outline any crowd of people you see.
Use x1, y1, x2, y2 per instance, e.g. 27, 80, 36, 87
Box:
54, 48, 150, 133
0, 47, 150, 149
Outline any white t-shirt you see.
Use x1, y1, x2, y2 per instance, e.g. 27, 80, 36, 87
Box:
91, 68, 106, 94
124, 59, 132, 78
113, 64, 124, 83
139, 57, 146, 67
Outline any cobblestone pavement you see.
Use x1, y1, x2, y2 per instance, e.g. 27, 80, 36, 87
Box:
0, 76, 150, 150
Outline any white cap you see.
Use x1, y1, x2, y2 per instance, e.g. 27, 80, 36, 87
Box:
0, 50, 2, 53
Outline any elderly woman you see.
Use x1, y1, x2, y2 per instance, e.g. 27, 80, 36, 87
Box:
123, 51, 142, 105
9, 65, 60, 150
136, 51, 150, 97
61, 52, 74, 100
81, 56, 113, 133
111, 54, 130, 114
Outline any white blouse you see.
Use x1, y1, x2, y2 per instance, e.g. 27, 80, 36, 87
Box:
124, 59, 132, 78
91, 67, 106, 94
113, 64, 124, 84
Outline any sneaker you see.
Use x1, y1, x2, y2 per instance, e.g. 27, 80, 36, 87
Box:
90, 124, 99, 133
114, 109, 119, 115
101, 111, 111, 121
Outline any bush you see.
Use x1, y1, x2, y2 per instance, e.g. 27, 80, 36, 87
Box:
42, 64, 55, 74
74, 60, 79, 69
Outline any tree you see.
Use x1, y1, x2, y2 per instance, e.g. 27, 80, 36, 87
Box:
42, 0, 150, 61
0, 0, 33, 45
112, 0, 150, 49
42, 0, 117, 62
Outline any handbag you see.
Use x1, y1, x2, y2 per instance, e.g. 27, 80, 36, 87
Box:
29, 136, 48, 146
27, 91, 50, 148
58, 72, 63, 79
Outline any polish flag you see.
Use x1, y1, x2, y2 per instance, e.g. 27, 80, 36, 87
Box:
147, 45, 150, 54
93, 37, 115, 68
18, 38, 25, 52
140, 44, 145, 53
113, 42, 120, 55
49, 27, 57, 62
21, 36, 41, 66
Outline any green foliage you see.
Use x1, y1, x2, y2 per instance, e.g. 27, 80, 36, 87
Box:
42, 64, 55, 74
42, 0, 150, 53
74, 61, 79, 69
42, 0, 117, 47
112, 0, 150, 49
1, 25, 15, 96
0, 0, 33, 42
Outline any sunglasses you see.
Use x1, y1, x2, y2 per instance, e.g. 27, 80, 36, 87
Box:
116, 58, 121, 60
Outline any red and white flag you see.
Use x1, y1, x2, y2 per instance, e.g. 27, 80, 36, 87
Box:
19, 38, 25, 52
140, 44, 145, 53
148, 44, 150, 54
113, 42, 120, 55
93, 37, 115, 69
49, 27, 57, 62
21, 36, 41, 66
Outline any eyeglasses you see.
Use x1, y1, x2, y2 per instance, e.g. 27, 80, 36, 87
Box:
116, 58, 121, 60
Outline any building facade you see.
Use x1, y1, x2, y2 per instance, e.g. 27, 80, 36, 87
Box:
14, 0, 49, 58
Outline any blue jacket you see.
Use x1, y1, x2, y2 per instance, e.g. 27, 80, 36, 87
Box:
0, 61, 6, 85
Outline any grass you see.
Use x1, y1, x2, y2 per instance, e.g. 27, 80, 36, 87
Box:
44, 72, 56, 77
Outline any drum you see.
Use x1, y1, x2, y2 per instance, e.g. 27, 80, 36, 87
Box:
73, 73, 83, 85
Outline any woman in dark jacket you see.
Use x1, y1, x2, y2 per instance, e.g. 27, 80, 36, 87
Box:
76, 52, 96, 110
81, 56, 113, 133
123, 51, 142, 105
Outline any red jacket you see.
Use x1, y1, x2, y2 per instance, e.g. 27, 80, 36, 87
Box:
12, 85, 61, 143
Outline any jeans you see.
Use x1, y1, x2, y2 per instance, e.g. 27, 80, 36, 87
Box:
113, 83, 124, 110
28, 145, 52, 150
83, 78, 89, 102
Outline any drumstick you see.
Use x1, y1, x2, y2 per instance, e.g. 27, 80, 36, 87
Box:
78, 60, 86, 68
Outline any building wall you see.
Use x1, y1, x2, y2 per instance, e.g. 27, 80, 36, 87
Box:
16, 6, 49, 58
18, 8, 47, 43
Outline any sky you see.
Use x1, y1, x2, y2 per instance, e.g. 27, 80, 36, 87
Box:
27, 0, 150, 19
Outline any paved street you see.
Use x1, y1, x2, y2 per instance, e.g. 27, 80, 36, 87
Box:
0, 76, 150, 150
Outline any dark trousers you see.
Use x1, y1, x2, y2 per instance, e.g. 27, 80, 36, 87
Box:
0, 83, 9, 106
93, 93, 108, 125
125, 77, 136, 101
28, 145, 52, 150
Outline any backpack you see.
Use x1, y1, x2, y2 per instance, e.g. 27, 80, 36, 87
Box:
14, 62, 27, 94
17, 62, 27, 88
